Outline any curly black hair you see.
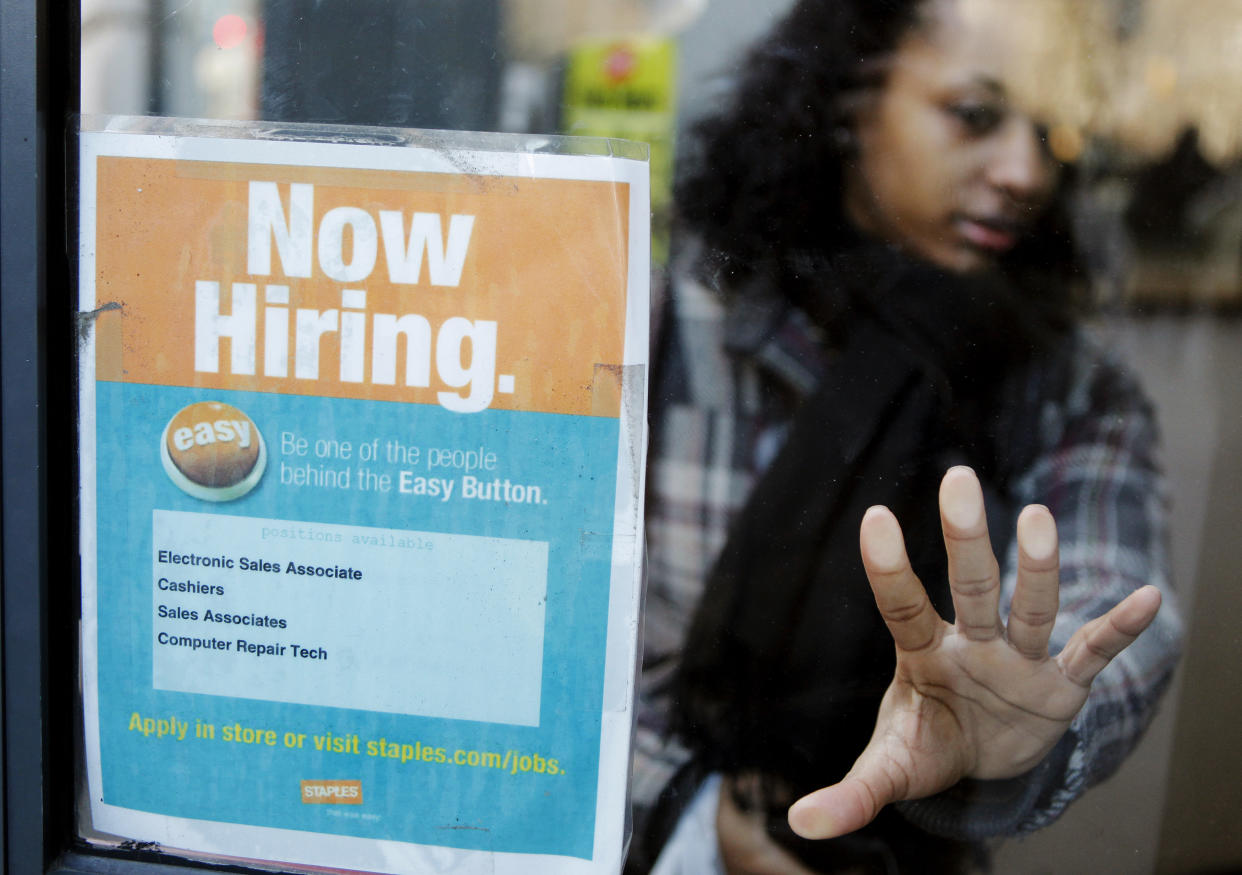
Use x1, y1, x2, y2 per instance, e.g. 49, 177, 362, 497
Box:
677, 0, 922, 265
674, 0, 1083, 322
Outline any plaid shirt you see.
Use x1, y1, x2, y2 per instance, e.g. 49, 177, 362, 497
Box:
633, 268, 1183, 845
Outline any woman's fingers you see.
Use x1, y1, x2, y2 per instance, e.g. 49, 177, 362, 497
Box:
860, 506, 940, 652
718, 780, 821, 875
940, 467, 1003, 640
1006, 505, 1061, 659
1056, 585, 1162, 687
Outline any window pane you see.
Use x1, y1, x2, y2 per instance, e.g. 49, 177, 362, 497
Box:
76, 1, 1242, 873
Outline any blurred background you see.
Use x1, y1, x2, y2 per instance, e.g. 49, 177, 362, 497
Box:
80, 1, 1242, 871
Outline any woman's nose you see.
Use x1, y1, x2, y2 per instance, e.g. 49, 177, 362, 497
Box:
986, 118, 1056, 204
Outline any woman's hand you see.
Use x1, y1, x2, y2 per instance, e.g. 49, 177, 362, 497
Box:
717, 777, 819, 875
786, 466, 1162, 840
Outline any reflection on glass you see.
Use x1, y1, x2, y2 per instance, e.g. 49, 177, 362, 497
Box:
76, 1, 1242, 872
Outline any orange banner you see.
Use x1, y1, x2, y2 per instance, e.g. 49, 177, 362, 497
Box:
300, 780, 364, 805
92, 156, 630, 417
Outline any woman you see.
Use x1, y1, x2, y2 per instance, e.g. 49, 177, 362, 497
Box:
632, 0, 1182, 872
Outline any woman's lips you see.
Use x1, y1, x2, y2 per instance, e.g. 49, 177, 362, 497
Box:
956, 217, 1020, 253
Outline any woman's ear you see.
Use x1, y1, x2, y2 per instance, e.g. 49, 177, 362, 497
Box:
833, 78, 886, 158
831, 124, 857, 156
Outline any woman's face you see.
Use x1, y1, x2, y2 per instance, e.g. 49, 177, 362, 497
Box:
844, 0, 1060, 273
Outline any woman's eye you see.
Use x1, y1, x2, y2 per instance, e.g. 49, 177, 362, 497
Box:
948, 103, 1003, 136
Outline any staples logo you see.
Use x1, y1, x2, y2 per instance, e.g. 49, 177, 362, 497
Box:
301, 779, 363, 805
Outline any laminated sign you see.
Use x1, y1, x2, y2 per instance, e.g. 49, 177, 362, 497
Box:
77, 119, 649, 874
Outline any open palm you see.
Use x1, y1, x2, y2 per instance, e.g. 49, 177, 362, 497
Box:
787, 466, 1162, 839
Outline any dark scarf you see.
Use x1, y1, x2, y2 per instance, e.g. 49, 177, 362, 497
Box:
667, 248, 1070, 872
